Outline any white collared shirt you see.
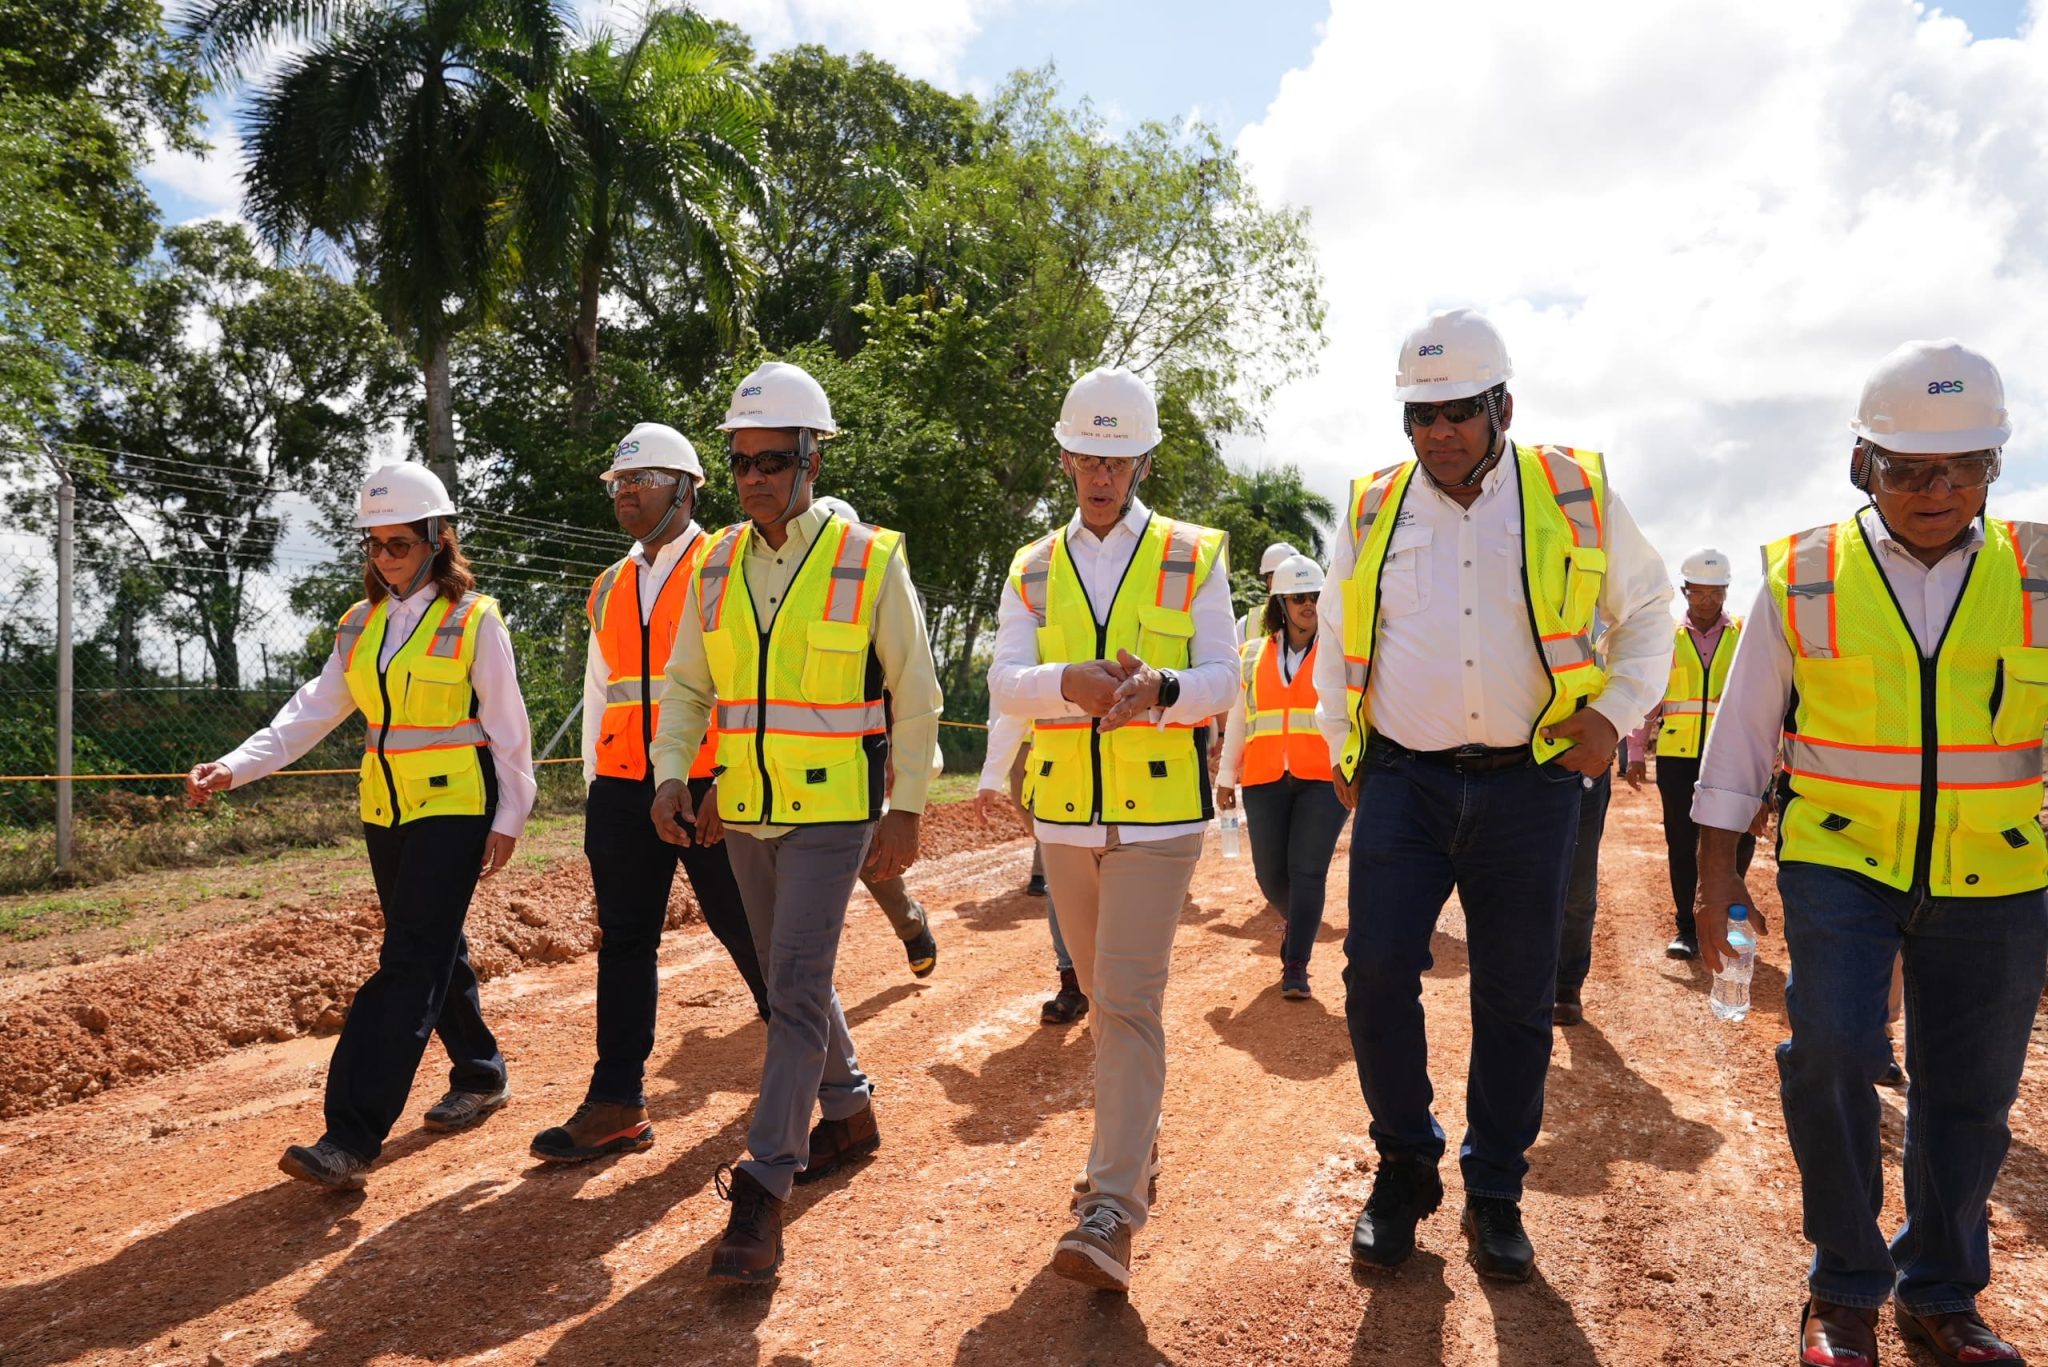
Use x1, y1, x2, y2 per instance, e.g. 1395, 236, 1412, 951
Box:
218, 586, 537, 837
1313, 449, 1674, 757
988, 498, 1240, 847
1693, 508, 1987, 831
582, 525, 703, 783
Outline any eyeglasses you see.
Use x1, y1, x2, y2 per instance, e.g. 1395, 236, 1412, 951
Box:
1404, 397, 1488, 429
1064, 452, 1137, 478
609, 469, 680, 493
360, 534, 425, 559
1281, 592, 1319, 605
1867, 449, 1999, 494
728, 450, 800, 479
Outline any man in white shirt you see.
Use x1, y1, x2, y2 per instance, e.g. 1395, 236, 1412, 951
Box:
1693, 341, 2037, 1367
988, 367, 1238, 1291
1315, 310, 1672, 1282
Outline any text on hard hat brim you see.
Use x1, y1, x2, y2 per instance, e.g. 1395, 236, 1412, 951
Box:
1847, 421, 2012, 456
717, 416, 839, 437
1393, 377, 1506, 404
1055, 433, 1161, 460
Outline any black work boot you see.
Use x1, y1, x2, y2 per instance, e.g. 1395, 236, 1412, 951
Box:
1462, 1196, 1536, 1281
1350, 1156, 1443, 1272
708, 1165, 785, 1282
1040, 968, 1088, 1025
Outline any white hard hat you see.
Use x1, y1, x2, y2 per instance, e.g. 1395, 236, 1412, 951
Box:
813, 495, 860, 522
1679, 547, 1733, 587
602, 422, 704, 487
1848, 339, 2011, 455
1052, 366, 1163, 458
355, 463, 455, 528
720, 360, 838, 437
1268, 554, 1325, 596
1259, 541, 1300, 576
1393, 308, 1513, 403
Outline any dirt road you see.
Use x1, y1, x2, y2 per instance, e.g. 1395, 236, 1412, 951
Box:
3, 786, 2046, 1366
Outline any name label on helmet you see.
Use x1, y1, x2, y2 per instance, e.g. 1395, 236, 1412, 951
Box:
1092, 415, 1118, 428
1927, 380, 1966, 394
741, 385, 763, 397
1417, 343, 1445, 356
369, 486, 388, 497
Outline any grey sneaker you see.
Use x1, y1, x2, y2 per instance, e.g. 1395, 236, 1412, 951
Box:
423, 1081, 511, 1132
1070, 1142, 1162, 1210
279, 1139, 369, 1190
1051, 1205, 1133, 1290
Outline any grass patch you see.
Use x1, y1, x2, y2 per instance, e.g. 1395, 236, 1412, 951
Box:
0, 894, 131, 942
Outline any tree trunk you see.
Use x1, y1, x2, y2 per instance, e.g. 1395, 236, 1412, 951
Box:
568, 240, 605, 435
422, 336, 458, 493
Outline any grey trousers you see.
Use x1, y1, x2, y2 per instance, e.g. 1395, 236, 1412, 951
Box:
1039, 829, 1203, 1229
861, 872, 928, 941
725, 823, 875, 1199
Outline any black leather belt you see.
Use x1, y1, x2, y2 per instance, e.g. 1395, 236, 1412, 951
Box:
1376, 739, 1534, 774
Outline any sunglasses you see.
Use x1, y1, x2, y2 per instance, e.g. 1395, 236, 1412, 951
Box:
728, 450, 800, 479
1866, 449, 1999, 494
1404, 397, 1489, 429
1281, 591, 1319, 605
360, 534, 426, 559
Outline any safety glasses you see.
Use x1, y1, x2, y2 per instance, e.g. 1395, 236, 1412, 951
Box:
728, 450, 800, 479
1867, 449, 1999, 494
360, 534, 426, 560
608, 469, 679, 493
1403, 396, 1488, 429
1063, 451, 1138, 478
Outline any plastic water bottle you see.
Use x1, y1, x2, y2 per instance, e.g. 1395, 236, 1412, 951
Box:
1710, 905, 1757, 1022
1219, 809, 1243, 859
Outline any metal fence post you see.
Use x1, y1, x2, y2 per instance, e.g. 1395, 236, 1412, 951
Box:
55, 460, 75, 875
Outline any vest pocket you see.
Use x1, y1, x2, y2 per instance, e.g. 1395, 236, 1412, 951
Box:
1991, 646, 2048, 746
1136, 604, 1194, 670
1789, 655, 1878, 747
403, 655, 471, 728
800, 620, 870, 704
393, 745, 481, 820
1562, 546, 1606, 628
767, 743, 864, 822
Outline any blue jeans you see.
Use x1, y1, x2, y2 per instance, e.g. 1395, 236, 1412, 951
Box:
1555, 770, 1611, 996
1342, 739, 1584, 1200
1775, 862, 2047, 1313
1241, 772, 1349, 967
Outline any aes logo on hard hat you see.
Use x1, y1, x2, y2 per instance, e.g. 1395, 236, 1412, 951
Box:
1093, 415, 1118, 428
616, 440, 640, 458
1928, 380, 1966, 394
740, 385, 763, 397
1417, 344, 1445, 356
369, 486, 388, 497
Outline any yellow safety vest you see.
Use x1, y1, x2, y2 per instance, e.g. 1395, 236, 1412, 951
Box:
694, 514, 898, 826
1766, 513, 2048, 896
1656, 618, 1742, 760
1009, 513, 1228, 825
336, 592, 497, 826
1335, 444, 1609, 782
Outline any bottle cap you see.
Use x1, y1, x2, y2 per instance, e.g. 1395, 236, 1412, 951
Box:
1728, 904, 1750, 920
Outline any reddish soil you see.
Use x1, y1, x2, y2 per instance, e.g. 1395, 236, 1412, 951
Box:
1, 786, 2045, 1365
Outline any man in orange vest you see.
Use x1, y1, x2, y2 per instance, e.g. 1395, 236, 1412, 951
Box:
529, 423, 768, 1165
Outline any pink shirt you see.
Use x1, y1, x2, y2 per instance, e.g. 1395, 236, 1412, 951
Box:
1626, 613, 1731, 766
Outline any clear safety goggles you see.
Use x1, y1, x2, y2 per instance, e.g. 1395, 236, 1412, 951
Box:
1866, 448, 1999, 494
605, 468, 682, 493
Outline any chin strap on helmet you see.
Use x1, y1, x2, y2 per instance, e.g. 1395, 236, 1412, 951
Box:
384, 516, 442, 598
642, 477, 694, 547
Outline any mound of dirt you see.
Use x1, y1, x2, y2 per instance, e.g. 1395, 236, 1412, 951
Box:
0, 798, 1003, 1120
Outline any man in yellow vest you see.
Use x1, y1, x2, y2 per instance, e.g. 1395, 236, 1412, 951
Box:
988, 365, 1237, 1292
528, 423, 769, 1167
1695, 340, 2038, 1367
649, 361, 943, 1283
1314, 309, 1673, 1282
1621, 546, 1755, 961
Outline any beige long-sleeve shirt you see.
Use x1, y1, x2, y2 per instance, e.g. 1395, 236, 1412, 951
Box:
650, 503, 943, 833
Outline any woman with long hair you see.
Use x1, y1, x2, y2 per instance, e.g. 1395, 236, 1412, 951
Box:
185, 464, 535, 1189
1216, 554, 1346, 999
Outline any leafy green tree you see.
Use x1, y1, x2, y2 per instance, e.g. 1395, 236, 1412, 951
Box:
185, 0, 576, 488
60, 221, 411, 687
1211, 464, 1337, 617
0, 0, 202, 439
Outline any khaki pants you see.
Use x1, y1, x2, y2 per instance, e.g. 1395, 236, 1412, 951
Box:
1039, 829, 1203, 1228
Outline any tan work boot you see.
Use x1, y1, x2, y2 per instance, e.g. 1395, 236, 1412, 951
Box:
529, 1100, 654, 1163
797, 1101, 880, 1185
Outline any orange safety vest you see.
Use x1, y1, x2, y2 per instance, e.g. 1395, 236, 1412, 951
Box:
1238, 634, 1331, 784
588, 534, 716, 781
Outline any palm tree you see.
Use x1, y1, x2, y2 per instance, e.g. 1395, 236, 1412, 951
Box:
547, 8, 771, 430
1226, 464, 1336, 560
183, 0, 580, 489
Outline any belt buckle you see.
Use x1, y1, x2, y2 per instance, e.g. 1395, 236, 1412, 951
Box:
1449, 745, 1491, 774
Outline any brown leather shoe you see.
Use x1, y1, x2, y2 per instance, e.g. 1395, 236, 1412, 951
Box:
1895, 1304, 2025, 1365
1800, 1299, 1879, 1366
529, 1100, 654, 1164
796, 1101, 879, 1185
1552, 990, 1585, 1027
708, 1165, 784, 1282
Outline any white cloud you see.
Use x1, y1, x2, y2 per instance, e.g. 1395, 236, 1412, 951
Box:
1235, 0, 2048, 605
143, 106, 249, 224
583, 0, 1004, 85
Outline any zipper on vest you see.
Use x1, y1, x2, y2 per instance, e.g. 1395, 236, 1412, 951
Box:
638, 616, 653, 780
1068, 519, 1148, 824
371, 603, 437, 822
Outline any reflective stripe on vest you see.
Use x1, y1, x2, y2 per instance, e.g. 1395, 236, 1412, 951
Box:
1238, 634, 1330, 785
590, 535, 715, 781
1765, 513, 2048, 896
694, 514, 899, 825
1335, 445, 1610, 780
337, 592, 496, 827
1007, 513, 1227, 825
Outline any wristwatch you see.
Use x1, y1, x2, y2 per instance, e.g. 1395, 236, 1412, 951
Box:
1156, 667, 1181, 709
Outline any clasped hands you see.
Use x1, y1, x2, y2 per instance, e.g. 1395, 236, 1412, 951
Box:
1060, 649, 1166, 731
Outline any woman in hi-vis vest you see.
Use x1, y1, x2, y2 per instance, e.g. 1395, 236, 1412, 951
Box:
1216, 554, 1346, 1001
185, 464, 536, 1190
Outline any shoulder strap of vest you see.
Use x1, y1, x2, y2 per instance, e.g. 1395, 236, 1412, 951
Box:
335, 599, 376, 669
1153, 517, 1208, 612
1999, 519, 2048, 649
1779, 520, 1845, 660
821, 520, 899, 626
695, 524, 747, 632
1520, 444, 1605, 549
1012, 531, 1060, 628
1349, 462, 1412, 552
426, 592, 486, 660
589, 557, 629, 631
1240, 635, 1264, 688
